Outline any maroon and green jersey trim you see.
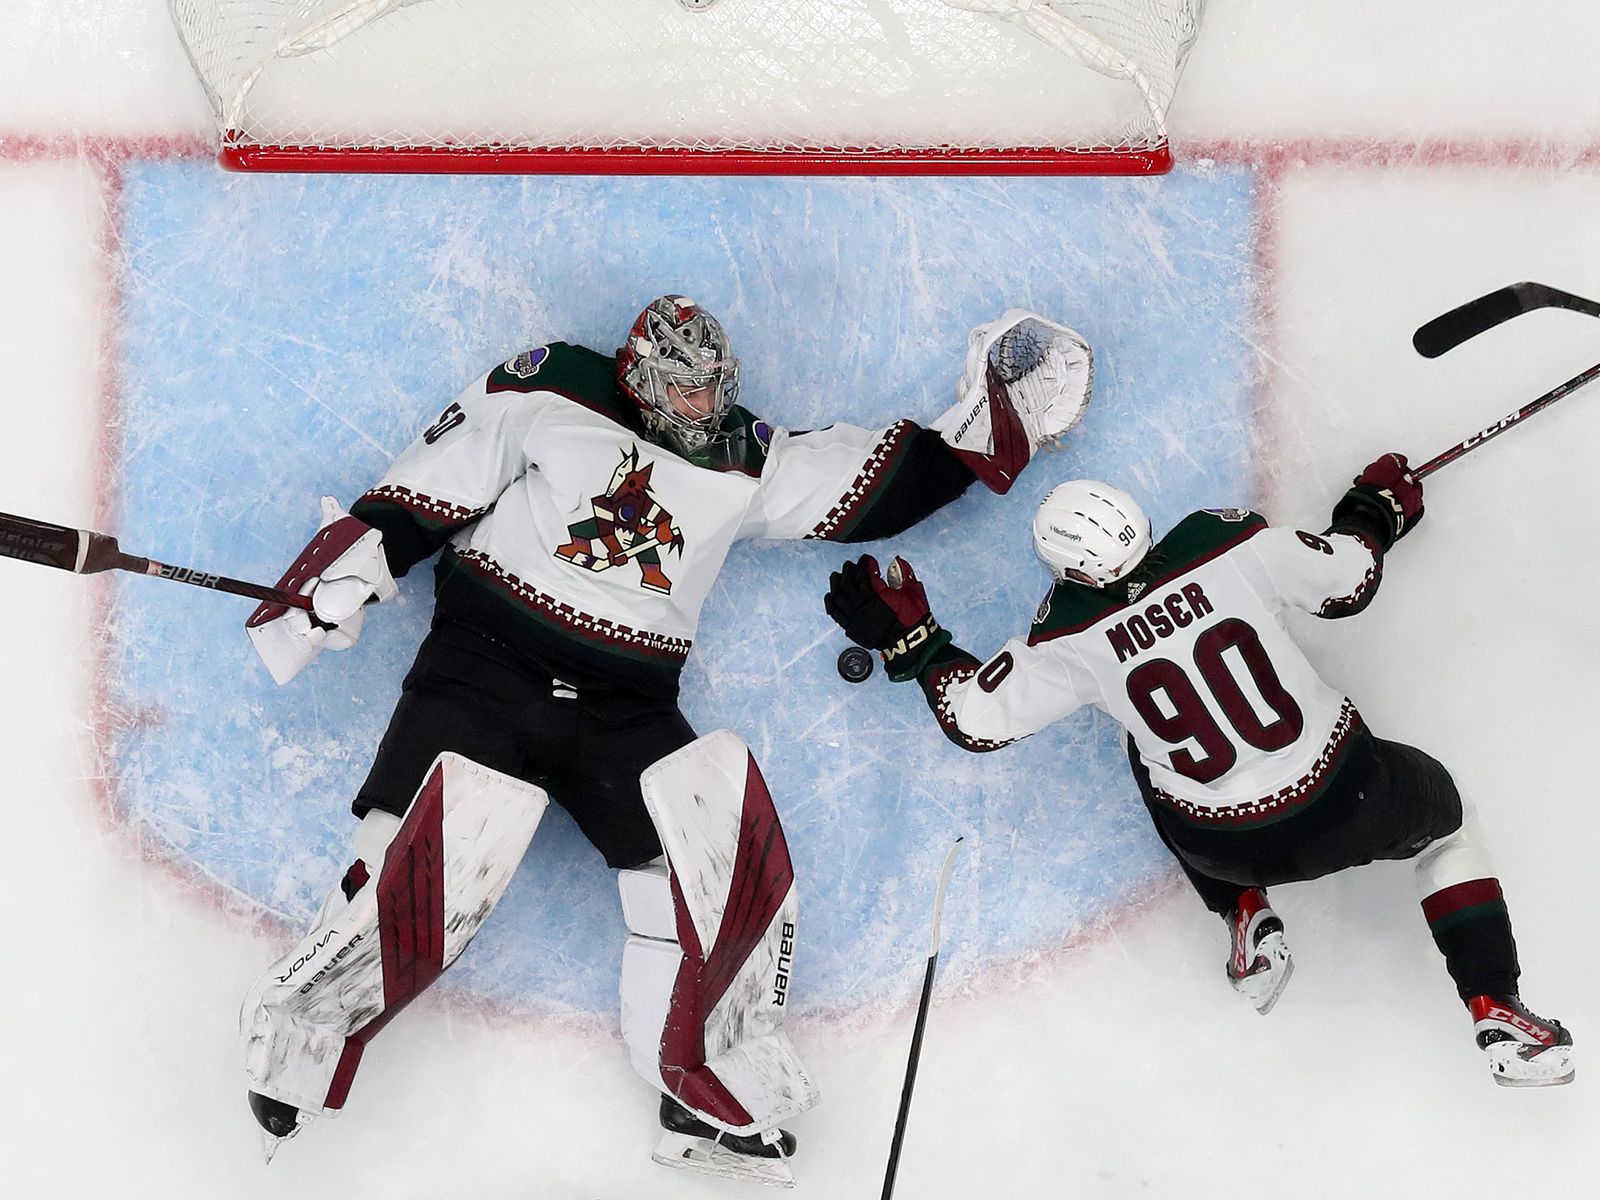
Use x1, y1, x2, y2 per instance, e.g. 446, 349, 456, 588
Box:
1029, 509, 1269, 646
352, 486, 489, 578
433, 547, 690, 698
1148, 699, 1365, 830
805, 420, 919, 541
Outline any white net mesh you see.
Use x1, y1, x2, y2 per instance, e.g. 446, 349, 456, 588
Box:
169, 0, 1207, 168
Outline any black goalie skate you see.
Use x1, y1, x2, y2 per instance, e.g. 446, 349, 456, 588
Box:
247, 1090, 313, 1162
1468, 995, 1575, 1088
654, 1094, 797, 1189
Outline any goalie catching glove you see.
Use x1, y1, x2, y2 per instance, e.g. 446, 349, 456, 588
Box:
246, 497, 397, 685
934, 309, 1093, 495
824, 555, 949, 682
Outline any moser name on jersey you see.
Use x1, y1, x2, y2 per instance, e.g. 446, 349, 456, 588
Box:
1107, 582, 1215, 663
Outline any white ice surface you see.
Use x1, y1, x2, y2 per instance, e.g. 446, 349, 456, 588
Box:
4, 4, 1600, 1199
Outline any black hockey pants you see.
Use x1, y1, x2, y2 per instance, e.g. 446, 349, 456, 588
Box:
354, 618, 695, 869
1127, 724, 1465, 915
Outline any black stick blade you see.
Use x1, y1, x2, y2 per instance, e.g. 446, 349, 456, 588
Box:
0, 511, 87, 572
1414, 281, 1600, 358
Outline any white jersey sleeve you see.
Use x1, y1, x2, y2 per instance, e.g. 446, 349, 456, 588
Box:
350, 346, 577, 574
1245, 526, 1382, 619
920, 634, 1102, 752
737, 420, 921, 542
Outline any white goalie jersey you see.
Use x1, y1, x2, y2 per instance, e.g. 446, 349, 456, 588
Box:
922, 509, 1386, 828
350, 341, 972, 697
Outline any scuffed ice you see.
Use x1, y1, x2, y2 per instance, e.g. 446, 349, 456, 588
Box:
111, 166, 1257, 1018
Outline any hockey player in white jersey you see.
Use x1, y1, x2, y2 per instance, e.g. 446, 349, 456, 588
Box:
236, 296, 1094, 1184
825, 454, 1573, 1088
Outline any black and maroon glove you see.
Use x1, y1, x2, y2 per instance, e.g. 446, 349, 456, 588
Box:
1329, 452, 1424, 550
824, 555, 951, 682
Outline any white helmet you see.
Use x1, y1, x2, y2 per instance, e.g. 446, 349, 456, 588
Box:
1031, 480, 1152, 587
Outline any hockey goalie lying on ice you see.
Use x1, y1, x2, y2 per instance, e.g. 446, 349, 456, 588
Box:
237, 295, 1095, 1186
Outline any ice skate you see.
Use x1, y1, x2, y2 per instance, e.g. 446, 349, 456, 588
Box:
1226, 888, 1293, 1015
652, 1095, 797, 1189
247, 1091, 313, 1163
1469, 995, 1574, 1088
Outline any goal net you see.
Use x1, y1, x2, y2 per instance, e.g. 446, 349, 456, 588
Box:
169, 0, 1206, 174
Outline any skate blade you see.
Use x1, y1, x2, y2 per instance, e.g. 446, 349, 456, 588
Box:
652, 1131, 795, 1189
260, 1130, 286, 1165
1231, 933, 1293, 1016
1488, 1042, 1575, 1088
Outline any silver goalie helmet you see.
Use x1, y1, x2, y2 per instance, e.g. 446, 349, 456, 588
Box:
617, 295, 742, 458
1032, 480, 1153, 587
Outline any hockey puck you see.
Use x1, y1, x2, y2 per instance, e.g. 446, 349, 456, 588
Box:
837, 645, 875, 683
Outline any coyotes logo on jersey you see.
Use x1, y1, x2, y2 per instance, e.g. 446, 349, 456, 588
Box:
554, 447, 685, 594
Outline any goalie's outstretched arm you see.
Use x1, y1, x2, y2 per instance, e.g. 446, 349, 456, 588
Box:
740, 310, 1093, 543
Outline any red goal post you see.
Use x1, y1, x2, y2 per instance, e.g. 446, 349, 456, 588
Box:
168, 0, 1207, 176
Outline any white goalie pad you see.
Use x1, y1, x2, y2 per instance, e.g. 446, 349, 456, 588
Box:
241, 752, 546, 1116
626, 731, 819, 1136
934, 309, 1094, 493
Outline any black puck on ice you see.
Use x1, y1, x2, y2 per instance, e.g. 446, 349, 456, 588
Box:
837, 645, 875, 683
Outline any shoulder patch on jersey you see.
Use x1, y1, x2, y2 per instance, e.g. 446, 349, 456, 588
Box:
484, 341, 637, 428
504, 346, 549, 379
1202, 507, 1252, 522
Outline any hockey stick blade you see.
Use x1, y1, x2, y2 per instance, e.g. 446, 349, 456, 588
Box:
1413, 282, 1600, 359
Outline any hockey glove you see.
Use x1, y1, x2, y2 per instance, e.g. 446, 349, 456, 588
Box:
824, 555, 951, 682
933, 310, 1094, 495
1329, 452, 1424, 550
246, 497, 398, 686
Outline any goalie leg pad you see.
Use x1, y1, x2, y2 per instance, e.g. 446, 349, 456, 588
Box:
624, 731, 819, 1136
242, 752, 547, 1115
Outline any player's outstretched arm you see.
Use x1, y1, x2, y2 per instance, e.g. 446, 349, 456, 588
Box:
1253, 452, 1425, 623
742, 313, 1091, 544
824, 554, 1089, 752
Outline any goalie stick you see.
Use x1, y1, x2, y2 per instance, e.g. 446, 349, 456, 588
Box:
1412, 281, 1600, 359
0, 510, 313, 611
881, 836, 964, 1200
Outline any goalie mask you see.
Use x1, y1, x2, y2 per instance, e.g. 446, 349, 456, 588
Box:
618, 295, 742, 457
1032, 480, 1152, 587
